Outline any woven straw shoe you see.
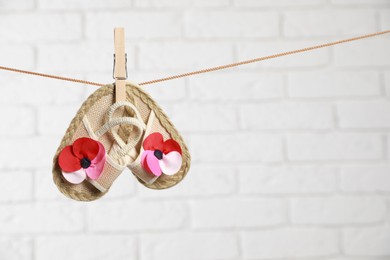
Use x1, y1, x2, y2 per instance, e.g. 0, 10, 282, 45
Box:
52, 82, 190, 201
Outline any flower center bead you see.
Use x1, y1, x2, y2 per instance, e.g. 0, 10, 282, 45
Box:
154, 150, 163, 160
80, 157, 91, 169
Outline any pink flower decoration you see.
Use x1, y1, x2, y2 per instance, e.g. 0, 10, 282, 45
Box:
58, 137, 106, 184
141, 132, 182, 177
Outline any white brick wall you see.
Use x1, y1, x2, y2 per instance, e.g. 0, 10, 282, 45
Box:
287, 133, 383, 161
239, 165, 338, 194
337, 100, 390, 128
0, 13, 82, 43
242, 228, 339, 258
343, 227, 390, 256
341, 165, 390, 192
185, 11, 279, 38
190, 198, 286, 228
287, 70, 381, 98
290, 196, 387, 224
284, 10, 377, 37
36, 235, 137, 260
140, 231, 238, 260
0, 1, 389, 260
86, 12, 182, 39
240, 102, 334, 130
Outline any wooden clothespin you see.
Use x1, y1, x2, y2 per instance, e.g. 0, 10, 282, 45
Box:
113, 27, 127, 102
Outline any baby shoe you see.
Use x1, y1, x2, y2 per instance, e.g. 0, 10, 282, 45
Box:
52, 82, 190, 201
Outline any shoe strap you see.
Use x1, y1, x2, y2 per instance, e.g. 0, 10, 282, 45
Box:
94, 101, 146, 157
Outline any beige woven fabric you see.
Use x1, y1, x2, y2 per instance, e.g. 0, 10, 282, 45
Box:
52, 82, 191, 201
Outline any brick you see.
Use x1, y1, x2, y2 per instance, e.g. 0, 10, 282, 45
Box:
0, 0, 34, 10
0, 46, 34, 69
334, 39, 390, 67
242, 228, 338, 258
288, 70, 381, 98
37, 105, 80, 136
134, 0, 230, 7
0, 237, 31, 260
0, 14, 82, 43
318, 257, 388, 260
284, 10, 376, 37
36, 235, 136, 260
239, 165, 338, 194
190, 133, 283, 163
189, 72, 284, 101
388, 135, 390, 159
140, 231, 238, 260
341, 164, 390, 192
332, 0, 390, 5
287, 134, 383, 161
337, 100, 390, 128
291, 196, 386, 225
380, 9, 390, 30
240, 102, 333, 130
185, 11, 278, 38
86, 199, 188, 231
0, 171, 32, 202
38, 0, 131, 9
235, 0, 327, 6
38, 43, 134, 72
138, 165, 236, 198
0, 107, 35, 136
385, 71, 390, 96
343, 227, 390, 256
0, 202, 83, 233
0, 137, 60, 169
0, 73, 85, 105
34, 170, 65, 200
191, 198, 286, 228
86, 12, 181, 39
138, 43, 234, 70
167, 103, 239, 132
237, 40, 330, 69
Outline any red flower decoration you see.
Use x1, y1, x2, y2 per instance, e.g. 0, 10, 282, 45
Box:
141, 132, 182, 176
58, 137, 106, 184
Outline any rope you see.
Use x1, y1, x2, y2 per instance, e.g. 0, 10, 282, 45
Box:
0, 66, 106, 87
1, 29, 389, 87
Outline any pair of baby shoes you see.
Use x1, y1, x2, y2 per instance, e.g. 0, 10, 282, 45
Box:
52, 81, 190, 201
